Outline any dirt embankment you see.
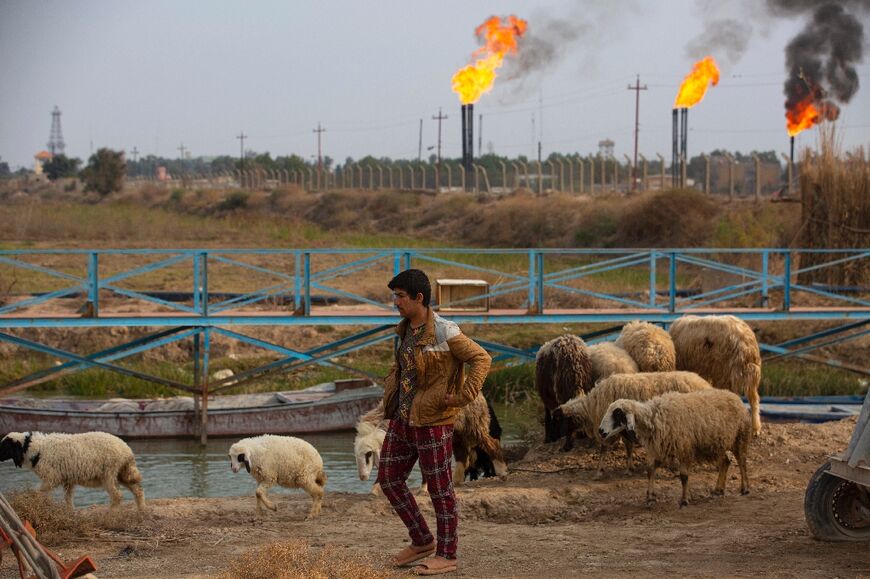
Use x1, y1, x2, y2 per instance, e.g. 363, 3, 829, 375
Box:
3, 418, 867, 578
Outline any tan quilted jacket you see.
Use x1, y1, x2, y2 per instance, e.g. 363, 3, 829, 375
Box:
382, 308, 491, 427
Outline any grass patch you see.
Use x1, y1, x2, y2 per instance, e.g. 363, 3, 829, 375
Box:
760, 361, 867, 397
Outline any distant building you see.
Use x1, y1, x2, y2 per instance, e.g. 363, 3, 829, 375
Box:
34, 150, 52, 175
598, 139, 615, 159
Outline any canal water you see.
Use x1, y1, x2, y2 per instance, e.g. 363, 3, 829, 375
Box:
0, 403, 534, 506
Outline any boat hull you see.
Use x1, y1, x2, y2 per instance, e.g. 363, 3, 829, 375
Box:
0, 387, 383, 439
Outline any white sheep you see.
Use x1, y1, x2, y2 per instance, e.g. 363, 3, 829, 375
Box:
0, 431, 145, 511
354, 402, 388, 483
615, 321, 676, 372
599, 389, 751, 507
354, 394, 507, 489
588, 342, 638, 381
669, 314, 763, 435
228, 435, 327, 519
553, 371, 712, 475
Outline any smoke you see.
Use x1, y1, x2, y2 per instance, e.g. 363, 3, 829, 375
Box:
498, 2, 643, 97
687, 0, 868, 121
685, 19, 753, 65
781, 2, 865, 124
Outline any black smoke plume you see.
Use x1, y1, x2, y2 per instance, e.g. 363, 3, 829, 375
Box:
782, 2, 864, 122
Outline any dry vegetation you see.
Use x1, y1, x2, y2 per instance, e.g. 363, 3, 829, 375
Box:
798, 130, 870, 285
0, 180, 803, 250
219, 540, 399, 579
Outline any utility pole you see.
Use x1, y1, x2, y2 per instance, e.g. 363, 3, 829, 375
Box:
627, 74, 648, 192
236, 131, 247, 171
130, 147, 139, 163
418, 118, 423, 162
432, 108, 448, 190
177, 144, 187, 159
478, 114, 482, 157
313, 121, 326, 189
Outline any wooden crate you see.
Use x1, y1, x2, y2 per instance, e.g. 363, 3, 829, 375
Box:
435, 279, 489, 312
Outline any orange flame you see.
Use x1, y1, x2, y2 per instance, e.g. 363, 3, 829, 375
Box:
674, 56, 720, 108
786, 96, 821, 136
452, 15, 528, 105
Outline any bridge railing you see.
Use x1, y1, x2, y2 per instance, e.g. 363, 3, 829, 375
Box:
0, 248, 867, 321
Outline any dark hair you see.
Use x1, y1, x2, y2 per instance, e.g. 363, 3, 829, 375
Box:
388, 269, 431, 307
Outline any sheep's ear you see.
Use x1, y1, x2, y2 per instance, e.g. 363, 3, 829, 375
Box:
238, 453, 251, 473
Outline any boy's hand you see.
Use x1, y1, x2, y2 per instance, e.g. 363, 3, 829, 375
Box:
444, 393, 456, 406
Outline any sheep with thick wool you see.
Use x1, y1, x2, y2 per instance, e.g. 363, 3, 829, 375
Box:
616, 321, 676, 373
599, 389, 751, 507
588, 342, 639, 380
354, 394, 507, 489
669, 314, 762, 435
535, 334, 594, 443
228, 435, 327, 519
0, 431, 145, 511
554, 371, 712, 474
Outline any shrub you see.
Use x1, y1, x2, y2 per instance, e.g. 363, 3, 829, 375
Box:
80, 148, 126, 197
615, 189, 719, 247
216, 191, 249, 212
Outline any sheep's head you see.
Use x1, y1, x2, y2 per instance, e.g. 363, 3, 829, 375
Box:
553, 397, 589, 441
599, 400, 639, 444
0, 432, 30, 468
354, 422, 386, 481
228, 442, 252, 474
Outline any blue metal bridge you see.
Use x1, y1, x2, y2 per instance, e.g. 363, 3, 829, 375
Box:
0, 247, 867, 405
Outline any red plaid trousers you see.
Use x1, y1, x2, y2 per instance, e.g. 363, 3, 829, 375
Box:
377, 417, 457, 559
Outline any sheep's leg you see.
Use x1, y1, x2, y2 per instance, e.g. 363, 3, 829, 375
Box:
477, 435, 508, 478
122, 481, 146, 512
560, 431, 575, 452
38, 481, 55, 502
624, 437, 635, 474
452, 443, 468, 485
103, 476, 123, 509
63, 484, 75, 509
747, 385, 761, 436
301, 479, 324, 520
678, 467, 690, 508
736, 447, 750, 495
645, 460, 659, 505
713, 455, 730, 496
594, 444, 608, 479
255, 483, 276, 515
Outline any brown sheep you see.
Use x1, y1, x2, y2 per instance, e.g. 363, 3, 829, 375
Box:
535, 335, 594, 443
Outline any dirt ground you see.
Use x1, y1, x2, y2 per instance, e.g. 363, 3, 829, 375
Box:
2, 418, 868, 578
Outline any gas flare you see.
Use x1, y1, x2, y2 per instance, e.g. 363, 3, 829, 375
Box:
674, 56, 720, 108
452, 15, 528, 105
785, 76, 840, 136
786, 96, 821, 136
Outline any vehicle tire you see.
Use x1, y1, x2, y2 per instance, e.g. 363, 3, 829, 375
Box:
804, 462, 870, 541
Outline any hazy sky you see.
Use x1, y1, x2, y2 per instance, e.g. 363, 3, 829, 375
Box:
1, 0, 869, 169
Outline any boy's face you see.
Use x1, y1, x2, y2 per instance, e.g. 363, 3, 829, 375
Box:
392, 288, 425, 319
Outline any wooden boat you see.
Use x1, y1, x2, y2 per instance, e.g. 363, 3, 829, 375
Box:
756, 395, 865, 424
0, 379, 382, 439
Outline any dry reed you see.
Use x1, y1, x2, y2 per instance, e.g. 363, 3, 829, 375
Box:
797, 126, 870, 286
